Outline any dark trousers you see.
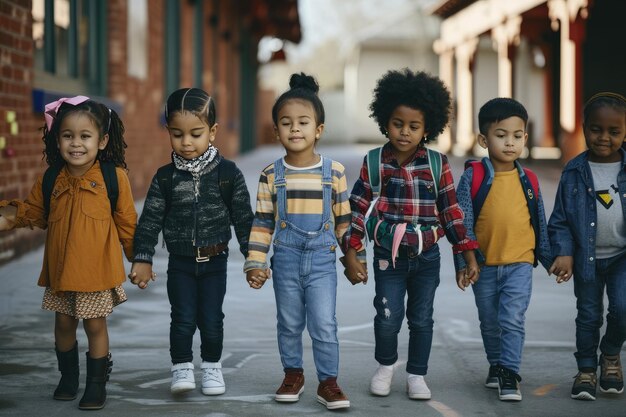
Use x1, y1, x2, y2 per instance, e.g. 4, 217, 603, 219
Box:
167, 253, 227, 364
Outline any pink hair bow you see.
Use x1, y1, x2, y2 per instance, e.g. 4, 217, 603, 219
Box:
44, 95, 90, 130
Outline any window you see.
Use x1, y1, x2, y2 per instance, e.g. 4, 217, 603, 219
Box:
32, 0, 107, 96
127, 0, 148, 79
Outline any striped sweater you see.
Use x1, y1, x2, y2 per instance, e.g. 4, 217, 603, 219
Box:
244, 157, 351, 272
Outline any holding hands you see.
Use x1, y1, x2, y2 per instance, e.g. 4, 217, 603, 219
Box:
246, 268, 271, 289
549, 255, 573, 283
129, 262, 157, 289
341, 248, 368, 285
0, 206, 17, 231
456, 250, 480, 291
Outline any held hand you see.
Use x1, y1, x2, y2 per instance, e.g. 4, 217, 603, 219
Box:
455, 269, 472, 291
549, 256, 573, 283
129, 263, 156, 290
246, 269, 269, 289
462, 250, 480, 285
0, 206, 17, 231
0, 215, 15, 231
341, 250, 368, 285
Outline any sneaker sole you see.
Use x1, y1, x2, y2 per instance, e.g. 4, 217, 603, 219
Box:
202, 387, 225, 395
171, 383, 196, 394
407, 392, 432, 400
316, 396, 350, 409
571, 392, 596, 401
499, 393, 522, 401
498, 386, 521, 401
485, 380, 499, 389
599, 386, 624, 394
275, 386, 304, 402
370, 386, 391, 396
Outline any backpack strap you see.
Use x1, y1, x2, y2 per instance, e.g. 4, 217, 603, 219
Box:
156, 163, 175, 217
100, 161, 119, 214
523, 168, 540, 198
366, 147, 382, 198
465, 159, 490, 221
426, 148, 442, 196
218, 158, 237, 214
42, 164, 63, 220
466, 160, 486, 199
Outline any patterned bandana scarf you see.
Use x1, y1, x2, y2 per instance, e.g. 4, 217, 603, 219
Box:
172, 146, 218, 196
172, 146, 217, 175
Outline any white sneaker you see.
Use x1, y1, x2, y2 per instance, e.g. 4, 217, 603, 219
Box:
370, 364, 394, 396
407, 374, 431, 400
201, 362, 225, 395
170, 362, 195, 393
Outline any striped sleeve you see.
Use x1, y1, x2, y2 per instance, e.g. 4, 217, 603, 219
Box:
243, 166, 276, 272
332, 161, 352, 252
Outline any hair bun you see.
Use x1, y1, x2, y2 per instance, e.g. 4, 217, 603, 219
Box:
289, 72, 319, 94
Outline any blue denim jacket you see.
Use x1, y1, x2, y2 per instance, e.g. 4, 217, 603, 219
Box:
455, 158, 553, 272
548, 149, 626, 282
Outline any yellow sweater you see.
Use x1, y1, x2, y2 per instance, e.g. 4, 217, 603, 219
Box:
474, 169, 535, 266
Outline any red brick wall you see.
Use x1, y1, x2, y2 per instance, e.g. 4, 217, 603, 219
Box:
0, 0, 265, 264
0, 0, 47, 261
108, 0, 170, 198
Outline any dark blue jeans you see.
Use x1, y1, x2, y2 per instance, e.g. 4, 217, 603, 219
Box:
574, 251, 626, 370
167, 253, 227, 364
373, 245, 441, 375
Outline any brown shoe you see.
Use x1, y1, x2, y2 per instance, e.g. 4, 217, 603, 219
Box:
275, 368, 305, 402
317, 377, 350, 410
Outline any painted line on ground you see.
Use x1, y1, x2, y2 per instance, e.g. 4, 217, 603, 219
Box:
428, 400, 463, 417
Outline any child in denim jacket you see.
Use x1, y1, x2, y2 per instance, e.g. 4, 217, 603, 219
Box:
548, 92, 626, 401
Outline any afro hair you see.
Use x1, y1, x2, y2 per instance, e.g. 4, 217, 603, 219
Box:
369, 68, 451, 142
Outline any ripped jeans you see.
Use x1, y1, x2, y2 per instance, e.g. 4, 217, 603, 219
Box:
372, 245, 441, 375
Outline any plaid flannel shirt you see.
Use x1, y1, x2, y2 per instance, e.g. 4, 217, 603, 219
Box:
342, 143, 478, 257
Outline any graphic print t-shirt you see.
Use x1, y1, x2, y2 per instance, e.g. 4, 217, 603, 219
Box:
588, 161, 626, 259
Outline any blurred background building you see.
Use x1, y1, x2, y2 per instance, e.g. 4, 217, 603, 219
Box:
1, 0, 624, 262
429, 0, 626, 162
0, 0, 301, 261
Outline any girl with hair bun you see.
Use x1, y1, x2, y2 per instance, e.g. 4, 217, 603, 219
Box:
244, 73, 352, 410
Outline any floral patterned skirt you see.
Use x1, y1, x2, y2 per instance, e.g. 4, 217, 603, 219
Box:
42, 286, 127, 319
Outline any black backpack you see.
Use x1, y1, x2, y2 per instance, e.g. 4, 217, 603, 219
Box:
42, 161, 118, 220
155, 159, 237, 218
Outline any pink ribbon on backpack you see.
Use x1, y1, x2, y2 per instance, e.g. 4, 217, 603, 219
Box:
373, 219, 408, 269
44, 95, 90, 130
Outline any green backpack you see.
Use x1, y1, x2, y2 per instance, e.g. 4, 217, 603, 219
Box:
366, 146, 442, 198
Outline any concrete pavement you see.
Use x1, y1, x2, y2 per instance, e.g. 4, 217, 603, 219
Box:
1, 144, 624, 416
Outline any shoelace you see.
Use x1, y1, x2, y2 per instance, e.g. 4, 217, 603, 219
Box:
603, 358, 622, 378
203, 368, 221, 383
174, 369, 193, 383
575, 372, 596, 385
500, 375, 518, 390
322, 382, 343, 397
281, 375, 300, 388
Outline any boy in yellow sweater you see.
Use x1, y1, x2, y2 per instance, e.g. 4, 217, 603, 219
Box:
455, 98, 553, 401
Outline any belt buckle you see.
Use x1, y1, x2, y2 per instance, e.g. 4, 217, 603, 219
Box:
195, 247, 211, 263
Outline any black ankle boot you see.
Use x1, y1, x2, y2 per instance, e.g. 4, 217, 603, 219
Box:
78, 352, 112, 410
53, 342, 79, 400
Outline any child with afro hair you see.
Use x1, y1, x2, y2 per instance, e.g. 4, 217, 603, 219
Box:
342, 68, 479, 399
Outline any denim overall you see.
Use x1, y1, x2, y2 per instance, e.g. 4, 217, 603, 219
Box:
270, 157, 339, 381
